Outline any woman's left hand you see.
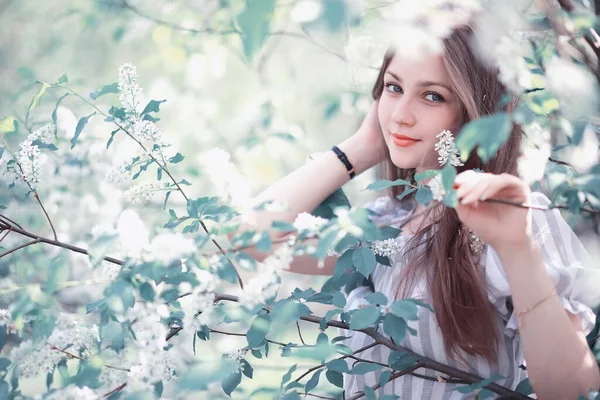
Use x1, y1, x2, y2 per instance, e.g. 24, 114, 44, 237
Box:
453, 170, 534, 250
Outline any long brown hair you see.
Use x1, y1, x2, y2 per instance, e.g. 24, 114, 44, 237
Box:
372, 25, 522, 366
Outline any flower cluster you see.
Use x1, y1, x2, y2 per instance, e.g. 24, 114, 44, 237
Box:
39, 385, 99, 400
493, 36, 532, 94
225, 349, 247, 373
200, 148, 251, 205
427, 174, 446, 201
104, 159, 135, 183
179, 268, 219, 330
517, 122, 551, 184
123, 180, 171, 204
370, 238, 403, 257
118, 63, 143, 114
434, 129, 464, 167
293, 212, 328, 235
0, 123, 56, 190
238, 244, 294, 308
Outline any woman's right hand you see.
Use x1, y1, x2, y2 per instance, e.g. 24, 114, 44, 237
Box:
338, 100, 388, 175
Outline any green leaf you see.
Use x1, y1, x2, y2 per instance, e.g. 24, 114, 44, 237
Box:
325, 370, 343, 388
414, 170, 437, 182
365, 179, 410, 192
106, 129, 119, 149
70, 111, 97, 149
236, 0, 276, 61
139, 282, 155, 302
388, 351, 417, 370
382, 314, 407, 344
180, 361, 232, 391
415, 186, 433, 206
333, 249, 354, 279
26, 82, 50, 122
280, 364, 297, 388
168, 153, 184, 164
325, 359, 349, 373
246, 314, 271, 348
455, 112, 511, 162
331, 292, 346, 308
365, 292, 388, 306
56, 73, 68, 85
347, 362, 380, 375
241, 359, 253, 379
90, 82, 119, 100
349, 305, 380, 330
441, 163, 456, 192
52, 93, 69, 129
0, 117, 18, 134
141, 99, 167, 115
46, 256, 69, 294
391, 300, 419, 320
221, 371, 242, 397
88, 233, 118, 268
515, 378, 534, 395
304, 369, 322, 393
352, 247, 376, 278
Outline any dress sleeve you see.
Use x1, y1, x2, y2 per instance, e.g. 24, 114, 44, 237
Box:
363, 195, 414, 227
485, 191, 598, 339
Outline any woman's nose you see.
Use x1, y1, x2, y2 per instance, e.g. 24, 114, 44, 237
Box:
391, 97, 416, 127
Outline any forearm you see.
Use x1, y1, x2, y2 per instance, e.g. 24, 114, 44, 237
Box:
238, 134, 376, 233
495, 241, 600, 399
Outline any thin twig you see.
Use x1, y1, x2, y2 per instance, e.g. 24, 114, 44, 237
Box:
33, 191, 58, 241
296, 321, 306, 345
56, 84, 245, 290
103, 382, 127, 397
346, 362, 426, 400
0, 239, 40, 258
0, 217, 124, 265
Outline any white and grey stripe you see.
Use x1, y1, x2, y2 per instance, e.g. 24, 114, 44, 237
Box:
336, 192, 596, 399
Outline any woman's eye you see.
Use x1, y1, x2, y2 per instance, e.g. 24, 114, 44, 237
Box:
384, 83, 402, 93
425, 92, 444, 102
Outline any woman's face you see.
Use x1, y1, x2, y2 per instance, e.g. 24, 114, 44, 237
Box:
377, 53, 463, 173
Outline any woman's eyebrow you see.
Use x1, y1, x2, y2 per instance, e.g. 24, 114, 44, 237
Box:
385, 71, 452, 92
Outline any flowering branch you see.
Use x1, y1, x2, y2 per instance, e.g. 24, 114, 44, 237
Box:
53, 84, 245, 290
211, 294, 531, 399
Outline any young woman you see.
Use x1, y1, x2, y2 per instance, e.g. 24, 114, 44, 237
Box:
236, 25, 600, 399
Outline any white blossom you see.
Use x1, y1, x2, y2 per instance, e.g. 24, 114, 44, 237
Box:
545, 56, 600, 118
372, 0, 481, 59
290, 0, 322, 23
143, 231, 196, 264
40, 385, 100, 400
200, 148, 251, 205
180, 269, 219, 329
132, 119, 167, 147
118, 63, 143, 114
30, 123, 56, 144
17, 138, 42, 188
370, 238, 403, 258
517, 122, 551, 184
293, 212, 328, 234
434, 129, 464, 167
0, 309, 18, 334
123, 180, 170, 204
427, 174, 446, 201
225, 349, 246, 373
493, 36, 532, 94
334, 207, 363, 237
104, 160, 134, 183
238, 244, 294, 308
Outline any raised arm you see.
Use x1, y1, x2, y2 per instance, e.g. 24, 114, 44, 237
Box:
229, 101, 386, 276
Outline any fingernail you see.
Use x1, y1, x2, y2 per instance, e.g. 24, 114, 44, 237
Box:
453, 183, 460, 189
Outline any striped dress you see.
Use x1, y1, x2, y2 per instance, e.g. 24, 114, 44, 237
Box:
338, 191, 598, 399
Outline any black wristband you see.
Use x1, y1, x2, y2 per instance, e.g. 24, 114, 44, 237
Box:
331, 145, 355, 179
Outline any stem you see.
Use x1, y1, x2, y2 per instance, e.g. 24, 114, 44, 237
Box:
33, 191, 58, 241
0, 239, 40, 258
346, 362, 426, 400
56, 84, 245, 290
0, 217, 124, 265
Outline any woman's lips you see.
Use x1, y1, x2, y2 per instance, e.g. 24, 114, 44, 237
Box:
392, 134, 420, 148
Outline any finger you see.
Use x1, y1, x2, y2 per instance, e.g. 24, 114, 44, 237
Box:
455, 172, 488, 199
460, 180, 491, 205
479, 174, 524, 202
